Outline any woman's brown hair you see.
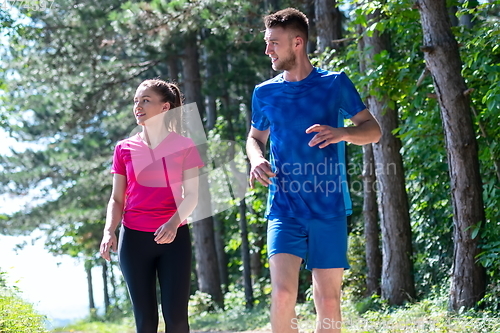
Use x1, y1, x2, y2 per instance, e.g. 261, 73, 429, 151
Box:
138, 79, 184, 134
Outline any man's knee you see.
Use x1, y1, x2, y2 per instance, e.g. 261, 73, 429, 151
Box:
314, 292, 341, 310
272, 283, 298, 304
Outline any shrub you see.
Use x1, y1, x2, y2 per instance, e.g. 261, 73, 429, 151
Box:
0, 286, 48, 333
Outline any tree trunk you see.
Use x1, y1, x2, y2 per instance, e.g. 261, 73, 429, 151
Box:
109, 261, 119, 307
363, 11, 416, 305
182, 32, 224, 307
239, 199, 254, 308
182, 33, 205, 121
362, 144, 382, 296
201, 47, 225, 287
203, 48, 217, 131
167, 55, 180, 82
84, 260, 96, 316
314, 0, 342, 53
213, 215, 229, 291
220, 90, 254, 305
250, 231, 264, 280
357, 21, 382, 298
416, 0, 486, 310
243, 94, 264, 280
188, 156, 224, 305
102, 259, 110, 314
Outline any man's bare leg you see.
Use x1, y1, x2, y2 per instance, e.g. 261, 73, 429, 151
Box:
269, 253, 302, 333
312, 268, 344, 333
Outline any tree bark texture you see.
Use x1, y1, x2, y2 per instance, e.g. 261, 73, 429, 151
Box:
417, 0, 486, 310
213, 215, 229, 291
363, 12, 416, 305
314, 0, 343, 53
362, 144, 382, 296
85, 260, 96, 314
167, 55, 180, 83
203, 48, 217, 131
182, 33, 205, 121
102, 260, 110, 313
182, 32, 224, 307
239, 199, 254, 308
357, 22, 382, 298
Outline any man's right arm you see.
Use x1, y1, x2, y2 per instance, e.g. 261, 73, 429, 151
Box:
246, 126, 275, 188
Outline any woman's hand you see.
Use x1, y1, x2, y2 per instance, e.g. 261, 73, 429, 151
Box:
100, 231, 117, 261
154, 221, 178, 244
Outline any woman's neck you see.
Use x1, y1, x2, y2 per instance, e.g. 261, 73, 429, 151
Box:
140, 120, 170, 149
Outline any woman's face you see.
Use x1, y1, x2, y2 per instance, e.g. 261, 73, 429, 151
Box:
133, 86, 170, 126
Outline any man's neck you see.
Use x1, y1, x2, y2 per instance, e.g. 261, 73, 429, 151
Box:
283, 58, 314, 82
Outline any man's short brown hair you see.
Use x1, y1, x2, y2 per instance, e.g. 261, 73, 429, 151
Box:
264, 8, 309, 41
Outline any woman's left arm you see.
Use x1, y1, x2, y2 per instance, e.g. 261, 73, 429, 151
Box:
154, 167, 200, 244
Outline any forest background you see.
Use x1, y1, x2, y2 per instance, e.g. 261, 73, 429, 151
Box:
0, 0, 499, 332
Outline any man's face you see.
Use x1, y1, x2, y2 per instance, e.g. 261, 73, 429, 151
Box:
264, 27, 297, 72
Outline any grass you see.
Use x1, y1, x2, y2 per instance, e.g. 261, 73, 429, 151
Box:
190, 304, 272, 332
188, 290, 500, 333
51, 294, 500, 333
50, 318, 137, 333
293, 294, 500, 333
341, 301, 500, 332
0, 287, 48, 333
2, 284, 497, 333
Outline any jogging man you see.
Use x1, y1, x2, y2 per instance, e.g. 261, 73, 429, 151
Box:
246, 8, 381, 333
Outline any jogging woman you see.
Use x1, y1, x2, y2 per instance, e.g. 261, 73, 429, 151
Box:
100, 79, 203, 333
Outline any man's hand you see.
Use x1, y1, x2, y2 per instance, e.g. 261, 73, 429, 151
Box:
306, 124, 347, 148
249, 157, 276, 188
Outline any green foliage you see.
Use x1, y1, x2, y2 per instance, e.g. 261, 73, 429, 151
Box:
366, 283, 498, 331
0, 281, 48, 333
190, 289, 500, 333
457, 4, 500, 287
343, 228, 369, 301
189, 290, 217, 315
330, 0, 500, 307
0, 271, 5, 288
1, 0, 500, 326
1, 0, 272, 316
341, 294, 500, 332
332, 0, 450, 299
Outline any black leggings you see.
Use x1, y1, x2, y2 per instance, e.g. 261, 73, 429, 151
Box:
118, 225, 192, 333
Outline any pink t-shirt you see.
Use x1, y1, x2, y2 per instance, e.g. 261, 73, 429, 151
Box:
111, 132, 204, 232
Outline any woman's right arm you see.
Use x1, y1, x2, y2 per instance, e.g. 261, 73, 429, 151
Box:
100, 174, 126, 261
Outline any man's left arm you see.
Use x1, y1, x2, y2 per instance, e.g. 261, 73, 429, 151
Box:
306, 109, 382, 148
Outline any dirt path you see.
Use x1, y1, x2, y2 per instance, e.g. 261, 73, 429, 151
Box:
191, 330, 272, 333
56, 331, 272, 333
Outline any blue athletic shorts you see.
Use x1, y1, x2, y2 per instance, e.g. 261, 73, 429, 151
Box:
267, 215, 350, 270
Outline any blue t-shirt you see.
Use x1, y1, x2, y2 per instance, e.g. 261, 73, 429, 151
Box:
251, 68, 366, 219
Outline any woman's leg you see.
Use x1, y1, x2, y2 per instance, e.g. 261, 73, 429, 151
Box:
157, 225, 192, 333
118, 226, 159, 333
